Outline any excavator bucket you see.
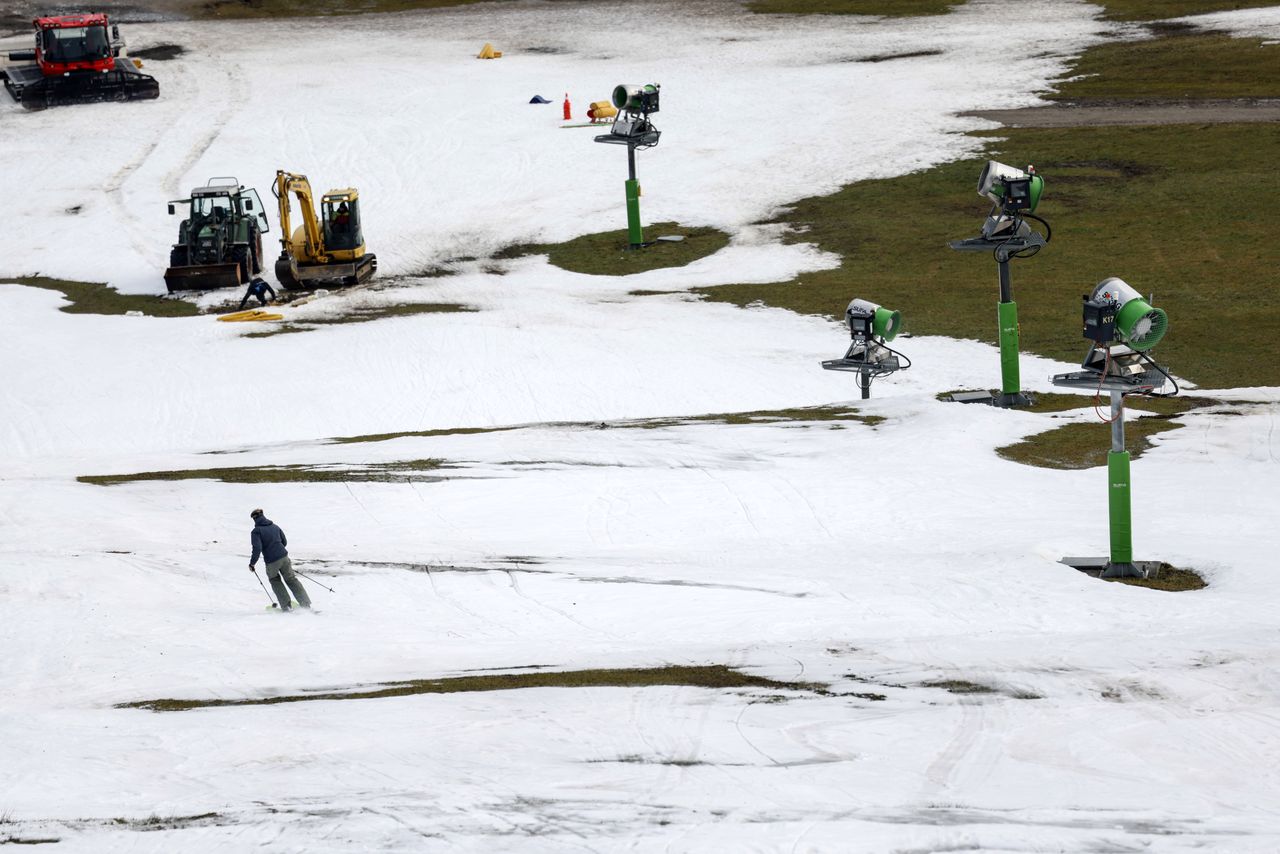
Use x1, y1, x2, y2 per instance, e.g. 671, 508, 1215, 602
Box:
163, 262, 243, 293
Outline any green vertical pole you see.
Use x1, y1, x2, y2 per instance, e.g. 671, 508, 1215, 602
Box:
997, 300, 1020, 396
1107, 390, 1133, 566
625, 144, 643, 249
1108, 450, 1133, 564
625, 179, 643, 248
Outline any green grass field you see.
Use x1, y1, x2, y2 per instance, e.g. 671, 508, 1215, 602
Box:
498, 222, 731, 276
1, 278, 199, 318
188, 0, 1280, 21
745, 0, 960, 15
697, 120, 1280, 389
120, 665, 820, 711
1055, 30, 1280, 101
744, 0, 1276, 19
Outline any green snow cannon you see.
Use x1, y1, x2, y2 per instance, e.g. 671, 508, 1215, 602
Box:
846, 298, 902, 342
612, 83, 660, 114
1091, 277, 1168, 351
978, 160, 1043, 214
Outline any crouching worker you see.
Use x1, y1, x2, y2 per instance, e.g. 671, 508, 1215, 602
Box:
239, 277, 276, 310
249, 508, 310, 611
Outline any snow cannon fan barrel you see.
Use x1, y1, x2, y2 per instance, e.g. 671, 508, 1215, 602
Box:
978, 160, 1043, 213
612, 83, 660, 114
846, 298, 902, 342
1089, 277, 1168, 351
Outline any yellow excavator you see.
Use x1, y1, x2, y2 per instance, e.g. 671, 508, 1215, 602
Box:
272, 169, 377, 289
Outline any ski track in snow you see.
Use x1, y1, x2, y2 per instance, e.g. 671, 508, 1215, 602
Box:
3, 1, 1280, 851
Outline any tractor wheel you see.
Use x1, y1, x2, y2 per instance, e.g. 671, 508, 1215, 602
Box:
169, 246, 189, 268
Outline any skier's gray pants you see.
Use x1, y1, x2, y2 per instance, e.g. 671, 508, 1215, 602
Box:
266, 555, 310, 609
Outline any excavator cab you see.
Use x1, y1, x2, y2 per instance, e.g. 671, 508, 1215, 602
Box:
322, 192, 363, 252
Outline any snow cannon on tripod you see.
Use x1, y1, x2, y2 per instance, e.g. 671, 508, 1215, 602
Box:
1054, 276, 1176, 580
948, 160, 1052, 407
822, 298, 910, 399
595, 83, 662, 249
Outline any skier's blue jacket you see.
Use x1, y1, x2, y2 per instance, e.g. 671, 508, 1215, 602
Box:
250, 516, 289, 566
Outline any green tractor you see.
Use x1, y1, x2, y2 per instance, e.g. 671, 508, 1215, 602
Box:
164, 177, 270, 292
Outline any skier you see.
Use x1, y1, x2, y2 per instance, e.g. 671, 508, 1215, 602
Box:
248, 508, 311, 611
238, 277, 276, 310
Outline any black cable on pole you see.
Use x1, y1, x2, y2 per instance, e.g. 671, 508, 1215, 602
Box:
1135, 351, 1181, 398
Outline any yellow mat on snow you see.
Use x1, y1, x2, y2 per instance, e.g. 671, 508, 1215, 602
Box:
477, 42, 503, 59
218, 309, 284, 322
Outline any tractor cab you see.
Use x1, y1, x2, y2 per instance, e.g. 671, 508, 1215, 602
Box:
34, 15, 118, 75
171, 178, 269, 235
321, 189, 364, 254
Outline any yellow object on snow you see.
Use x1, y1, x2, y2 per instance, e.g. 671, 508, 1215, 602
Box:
218, 309, 283, 323
587, 100, 617, 122
477, 43, 503, 59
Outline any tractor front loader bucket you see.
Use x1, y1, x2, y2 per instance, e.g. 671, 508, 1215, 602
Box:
164, 262, 243, 293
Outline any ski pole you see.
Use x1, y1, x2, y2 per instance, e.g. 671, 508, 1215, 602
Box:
251, 567, 279, 608
294, 569, 335, 593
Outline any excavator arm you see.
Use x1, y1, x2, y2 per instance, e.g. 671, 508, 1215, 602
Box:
274, 170, 328, 263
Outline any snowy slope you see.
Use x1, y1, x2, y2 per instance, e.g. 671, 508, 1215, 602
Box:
2, 1, 1280, 851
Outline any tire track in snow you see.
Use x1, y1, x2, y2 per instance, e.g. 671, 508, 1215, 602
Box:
159, 59, 249, 193
101, 57, 248, 268
920, 697, 1003, 798
501, 568, 621, 640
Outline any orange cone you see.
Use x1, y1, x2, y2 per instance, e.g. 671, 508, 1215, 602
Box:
563, 93, 571, 121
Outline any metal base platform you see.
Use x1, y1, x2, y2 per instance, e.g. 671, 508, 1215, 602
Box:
821, 355, 901, 374
948, 390, 1036, 407
1061, 556, 1164, 580
593, 129, 661, 147
949, 230, 1047, 257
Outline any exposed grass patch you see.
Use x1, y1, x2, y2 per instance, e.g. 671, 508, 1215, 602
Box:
197, 0, 502, 18
329, 404, 879, 445
0, 837, 60, 845
998, 417, 1184, 469
696, 122, 1280, 389
242, 302, 476, 337
921, 679, 998, 695
79, 459, 448, 486
241, 324, 314, 339
1, 278, 197, 318
856, 49, 945, 63
110, 813, 221, 831
118, 664, 823, 712
997, 396, 1221, 469
1053, 32, 1280, 102
631, 405, 875, 429
304, 303, 475, 324
1020, 392, 1215, 416
330, 425, 519, 445
747, 0, 961, 15
497, 223, 730, 276
938, 391, 1216, 415
1109, 564, 1207, 591
1098, 1, 1280, 21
